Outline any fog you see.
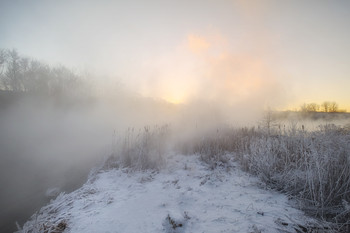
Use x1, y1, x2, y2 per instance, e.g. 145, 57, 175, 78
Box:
0, 59, 281, 228
2, 59, 350, 232
1, 1, 350, 231
0, 97, 102, 231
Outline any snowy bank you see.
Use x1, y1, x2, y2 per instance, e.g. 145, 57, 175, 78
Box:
20, 154, 320, 233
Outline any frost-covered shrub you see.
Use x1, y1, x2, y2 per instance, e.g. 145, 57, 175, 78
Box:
178, 126, 257, 168
257, 128, 350, 231
104, 125, 169, 171
180, 124, 350, 231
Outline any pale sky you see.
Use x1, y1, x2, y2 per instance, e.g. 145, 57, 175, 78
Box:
1, 0, 350, 110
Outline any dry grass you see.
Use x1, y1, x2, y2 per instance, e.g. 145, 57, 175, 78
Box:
26, 120, 349, 232
104, 124, 170, 171
177, 124, 350, 232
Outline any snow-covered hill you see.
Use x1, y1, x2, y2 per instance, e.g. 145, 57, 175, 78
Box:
20, 154, 319, 233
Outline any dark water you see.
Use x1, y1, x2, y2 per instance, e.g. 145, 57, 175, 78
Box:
0, 148, 98, 233
0, 91, 176, 232
0, 97, 111, 232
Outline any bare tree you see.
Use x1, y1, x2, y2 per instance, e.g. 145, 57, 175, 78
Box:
321, 101, 330, 112
22, 59, 51, 93
0, 48, 91, 103
3, 49, 22, 91
261, 108, 277, 135
308, 103, 319, 112
0, 49, 7, 73
329, 102, 338, 112
300, 103, 319, 112
300, 103, 307, 112
321, 101, 339, 113
0, 49, 8, 89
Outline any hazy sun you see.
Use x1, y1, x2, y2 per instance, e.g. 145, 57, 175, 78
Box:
163, 96, 184, 105
161, 84, 190, 104
138, 32, 276, 106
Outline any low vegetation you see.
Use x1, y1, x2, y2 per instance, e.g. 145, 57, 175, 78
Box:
101, 117, 350, 231
104, 125, 170, 171
177, 123, 350, 232
4, 49, 349, 231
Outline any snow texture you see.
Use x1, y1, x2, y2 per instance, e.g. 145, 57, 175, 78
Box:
21, 154, 318, 233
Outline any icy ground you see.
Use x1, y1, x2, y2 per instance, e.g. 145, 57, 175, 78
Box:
20, 154, 319, 233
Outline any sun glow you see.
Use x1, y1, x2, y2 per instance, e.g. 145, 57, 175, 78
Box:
135, 31, 283, 108
158, 78, 193, 105
187, 34, 211, 54
163, 95, 185, 105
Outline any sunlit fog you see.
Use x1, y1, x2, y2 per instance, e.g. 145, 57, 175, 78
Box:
1, 0, 350, 232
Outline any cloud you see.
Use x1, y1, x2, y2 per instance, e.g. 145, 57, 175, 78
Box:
128, 28, 288, 121
182, 31, 286, 109
187, 34, 211, 54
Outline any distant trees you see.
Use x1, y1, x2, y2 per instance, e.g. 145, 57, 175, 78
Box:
0, 49, 6, 77
2, 49, 22, 91
261, 108, 274, 135
321, 101, 339, 113
321, 101, 330, 113
0, 48, 89, 99
22, 59, 51, 93
300, 101, 343, 113
300, 103, 319, 112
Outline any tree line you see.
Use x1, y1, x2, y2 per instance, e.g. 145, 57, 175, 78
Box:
0, 48, 89, 99
300, 101, 345, 113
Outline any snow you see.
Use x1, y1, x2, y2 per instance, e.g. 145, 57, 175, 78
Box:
21, 154, 318, 233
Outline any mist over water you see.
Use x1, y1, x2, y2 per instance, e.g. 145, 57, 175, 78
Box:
2, 46, 350, 232
0, 68, 275, 228
1, 74, 350, 232
1, 1, 349, 232
0, 97, 106, 232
